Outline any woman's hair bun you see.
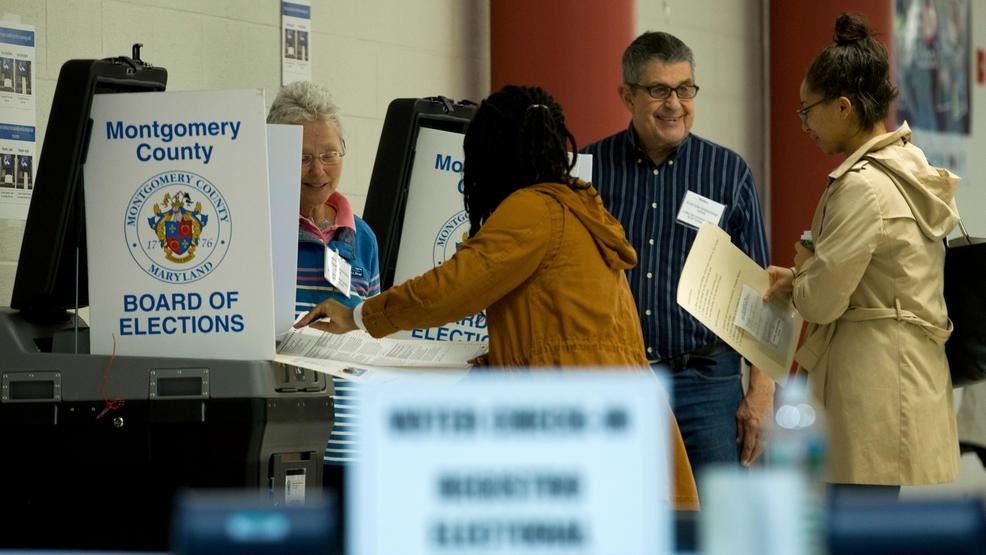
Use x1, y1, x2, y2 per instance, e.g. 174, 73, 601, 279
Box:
805, 11, 896, 129
834, 12, 871, 45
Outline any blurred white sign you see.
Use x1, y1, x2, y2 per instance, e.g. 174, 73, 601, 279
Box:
351, 372, 671, 555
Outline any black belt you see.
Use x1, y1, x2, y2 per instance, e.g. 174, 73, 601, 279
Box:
652, 343, 729, 372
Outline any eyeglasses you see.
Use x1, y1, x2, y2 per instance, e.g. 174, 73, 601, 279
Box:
796, 98, 828, 124
629, 82, 700, 100
302, 150, 345, 167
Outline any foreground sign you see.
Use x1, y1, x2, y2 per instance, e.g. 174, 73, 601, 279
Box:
352, 372, 671, 555
84, 89, 275, 360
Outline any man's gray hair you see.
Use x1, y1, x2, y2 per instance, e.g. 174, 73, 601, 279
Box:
621, 31, 695, 85
267, 80, 344, 138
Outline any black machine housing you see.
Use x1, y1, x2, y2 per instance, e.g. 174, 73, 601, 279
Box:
361, 96, 476, 290
11, 46, 169, 321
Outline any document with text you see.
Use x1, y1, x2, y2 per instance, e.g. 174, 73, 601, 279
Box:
276, 327, 487, 371
273, 353, 469, 384
676, 222, 802, 382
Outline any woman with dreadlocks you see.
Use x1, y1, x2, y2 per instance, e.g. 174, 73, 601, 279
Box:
297, 85, 699, 508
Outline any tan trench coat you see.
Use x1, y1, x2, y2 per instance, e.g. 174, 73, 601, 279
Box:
793, 124, 961, 485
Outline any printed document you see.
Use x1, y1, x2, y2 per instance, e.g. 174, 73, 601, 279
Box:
276, 327, 487, 377
676, 222, 802, 382
734, 285, 793, 352
274, 353, 468, 384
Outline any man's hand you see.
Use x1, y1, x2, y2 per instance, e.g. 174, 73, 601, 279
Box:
294, 299, 358, 334
736, 365, 775, 466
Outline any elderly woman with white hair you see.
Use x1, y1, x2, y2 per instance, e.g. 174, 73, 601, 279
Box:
268, 80, 381, 312
267, 82, 380, 537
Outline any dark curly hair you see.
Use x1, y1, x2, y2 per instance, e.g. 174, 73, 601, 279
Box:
462, 85, 585, 237
805, 12, 898, 130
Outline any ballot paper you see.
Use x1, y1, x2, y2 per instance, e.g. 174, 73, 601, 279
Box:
676, 222, 802, 382
274, 353, 469, 384
276, 326, 487, 373
734, 285, 793, 353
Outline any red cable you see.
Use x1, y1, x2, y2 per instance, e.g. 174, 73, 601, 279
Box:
97, 333, 122, 418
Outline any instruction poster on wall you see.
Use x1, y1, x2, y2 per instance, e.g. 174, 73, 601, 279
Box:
894, 0, 971, 177
0, 20, 36, 220
281, 0, 311, 85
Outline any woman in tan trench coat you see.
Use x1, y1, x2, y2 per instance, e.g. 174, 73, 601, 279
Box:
764, 13, 961, 496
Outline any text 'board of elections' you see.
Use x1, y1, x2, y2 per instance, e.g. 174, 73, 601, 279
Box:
351, 373, 671, 555
84, 89, 275, 360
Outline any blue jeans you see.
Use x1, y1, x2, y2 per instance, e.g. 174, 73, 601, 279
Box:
653, 349, 744, 480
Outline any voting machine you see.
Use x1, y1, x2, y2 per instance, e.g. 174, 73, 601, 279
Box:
0, 48, 332, 551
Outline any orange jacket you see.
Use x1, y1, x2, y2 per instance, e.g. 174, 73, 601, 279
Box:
362, 181, 699, 508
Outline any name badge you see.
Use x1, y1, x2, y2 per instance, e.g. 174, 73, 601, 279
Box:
676, 190, 726, 230
324, 246, 352, 298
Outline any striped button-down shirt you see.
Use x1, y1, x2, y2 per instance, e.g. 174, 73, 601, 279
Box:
583, 124, 769, 360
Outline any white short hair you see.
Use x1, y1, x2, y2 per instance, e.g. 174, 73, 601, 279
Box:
267, 81, 344, 139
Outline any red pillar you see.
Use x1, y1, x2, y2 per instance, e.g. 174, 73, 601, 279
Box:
769, 2, 893, 266
490, 0, 636, 147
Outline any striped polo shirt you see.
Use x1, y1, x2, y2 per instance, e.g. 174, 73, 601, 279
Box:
295, 192, 380, 465
582, 124, 769, 360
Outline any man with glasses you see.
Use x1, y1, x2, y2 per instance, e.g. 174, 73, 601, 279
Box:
583, 32, 773, 482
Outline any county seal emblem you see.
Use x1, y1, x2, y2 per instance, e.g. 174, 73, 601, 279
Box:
432, 210, 470, 267
125, 171, 232, 284
147, 191, 208, 263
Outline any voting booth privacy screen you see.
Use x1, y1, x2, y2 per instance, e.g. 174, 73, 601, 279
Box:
83, 87, 277, 360
362, 97, 476, 291
362, 97, 488, 342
